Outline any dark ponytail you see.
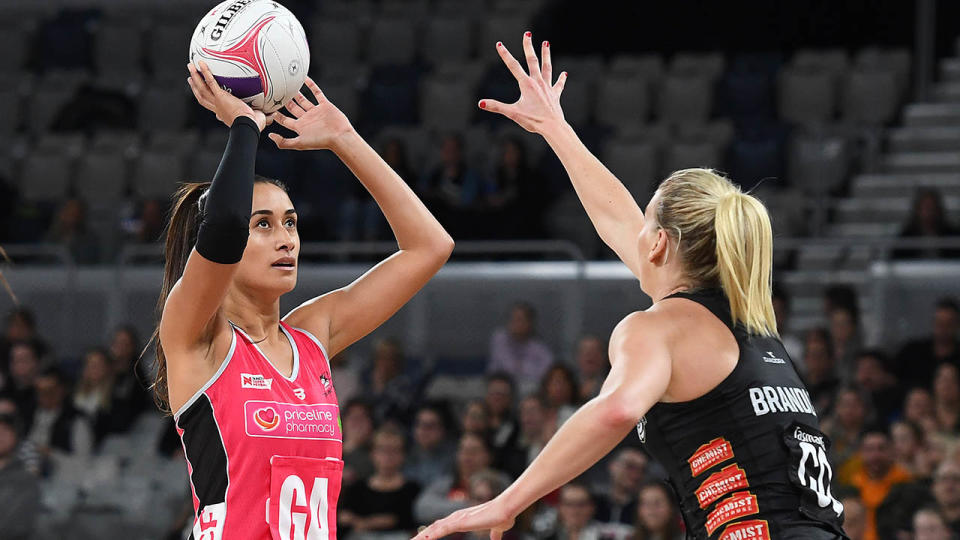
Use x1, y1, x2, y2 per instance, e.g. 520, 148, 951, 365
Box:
151, 182, 210, 413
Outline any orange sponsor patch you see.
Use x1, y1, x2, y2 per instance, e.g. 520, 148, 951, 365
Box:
718, 519, 770, 540
695, 464, 749, 509
706, 491, 759, 535
688, 437, 735, 477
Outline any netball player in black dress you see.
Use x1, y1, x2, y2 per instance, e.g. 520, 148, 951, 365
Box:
414, 33, 847, 540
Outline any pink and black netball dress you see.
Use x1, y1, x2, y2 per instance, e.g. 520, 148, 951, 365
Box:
175, 321, 342, 540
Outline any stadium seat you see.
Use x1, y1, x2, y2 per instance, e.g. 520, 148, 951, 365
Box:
554, 55, 606, 85
320, 77, 361, 123
663, 141, 723, 177
603, 138, 659, 199
787, 131, 851, 195
855, 47, 911, 99
379, 0, 431, 18
148, 23, 192, 78
421, 15, 474, 64
35, 9, 96, 71
727, 122, 789, 191
777, 67, 836, 126
557, 77, 594, 128
138, 83, 189, 132
657, 73, 713, 125
132, 149, 185, 199
792, 48, 849, 76
31, 70, 88, 134
366, 18, 418, 66
841, 69, 899, 127
595, 73, 650, 129
675, 120, 735, 148
19, 150, 73, 203
94, 23, 143, 77
75, 151, 127, 202
0, 25, 29, 75
362, 66, 421, 129
670, 52, 726, 80
317, 0, 374, 19
420, 77, 474, 131
309, 18, 361, 65
377, 125, 431, 171
609, 54, 664, 82
615, 122, 673, 148
0, 90, 22, 136
716, 70, 775, 120
477, 13, 530, 57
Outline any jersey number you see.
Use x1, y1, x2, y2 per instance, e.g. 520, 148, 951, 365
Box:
796, 442, 843, 517
277, 475, 330, 540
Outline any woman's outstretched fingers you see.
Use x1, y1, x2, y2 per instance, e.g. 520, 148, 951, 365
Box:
541, 40, 553, 85
304, 77, 325, 103
522, 31, 541, 79
293, 92, 313, 111
554, 71, 568, 95
268, 132, 296, 149
272, 112, 295, 129
478, 99, 511, 117
496, 41, 528, 83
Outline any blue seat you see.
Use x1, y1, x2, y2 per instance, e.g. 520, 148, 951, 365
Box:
727, 122, 789, 191
361, 66, 421, 130
35, 9, 97, 71
715, 71, 776, 121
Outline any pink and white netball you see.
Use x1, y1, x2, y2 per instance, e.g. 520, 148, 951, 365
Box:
189, 0, 309, 114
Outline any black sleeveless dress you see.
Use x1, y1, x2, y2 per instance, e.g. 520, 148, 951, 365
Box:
640, 288, 848, 540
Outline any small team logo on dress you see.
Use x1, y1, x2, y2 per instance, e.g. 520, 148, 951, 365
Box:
254, 407, 280, 431
636, 416, 648, 443
320, 374, 332, 395
763, 351, 786, 364
292, 388, 306, 400
241, 373, 273, 390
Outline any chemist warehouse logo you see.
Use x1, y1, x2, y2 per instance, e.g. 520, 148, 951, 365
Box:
244, 400, 342, 441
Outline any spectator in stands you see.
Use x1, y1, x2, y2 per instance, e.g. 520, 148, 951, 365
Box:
593, 448, 648, 526
414, 432, 494, 524
339, 425, 420, 537
406, 402, 457, 488
896, 298, 960, 390
772, 285, 804, 368
342, 398, 376, 487
829, 305, 862, 382
499, 393, 553, 479
26, 367, 93, 472
541, 363, 580, 430
330, 349, 361, 404
124, 199, 166, 244
854, 350, 902, 423
932, 458, 960, 535
364, 337, 414, 424
634, 482, 684, 540
73, 347, 115, 444
823, 285, 859, 319
904, 387, 939, 435
107, 326, 148, 431
891, 420, 926, 475
2, 341, 42, 421
420, 133, 484, 238
484, 137, 545, 238
0, 409, 40, 540
485, 372, 519, 455
462, 400, 493, 438
802, 327, 840, 415
823, 387, 871, 471
338, 138, 414, 242
933, 363, 960, 434
463, 469, 519, 540
894, 188, 960, 260
574, 335, 608, 402
0, 308, 48, 377
0, 398, 39, 475
488, 302, 555, 395
840, 495, 866, 540
913, 506, 954, 540
44, 198, 100, 264
544, 482, 605, 540
842, 426, 912, 540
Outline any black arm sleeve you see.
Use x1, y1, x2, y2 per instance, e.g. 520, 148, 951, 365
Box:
195, 115, 260, 264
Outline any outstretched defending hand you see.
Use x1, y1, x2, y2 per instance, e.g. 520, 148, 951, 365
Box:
187, 61, 267, 131
479, 31, 568, 135
412, 499, 516, 540
268, 77, 355, 151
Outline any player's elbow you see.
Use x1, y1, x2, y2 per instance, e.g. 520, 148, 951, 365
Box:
598, 393, 643, 430
426, 233, 455, 265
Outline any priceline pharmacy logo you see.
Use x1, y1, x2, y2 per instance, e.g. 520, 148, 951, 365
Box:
244, 401, 342, 441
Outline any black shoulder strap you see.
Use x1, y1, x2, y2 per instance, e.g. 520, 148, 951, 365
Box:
663, 287, 735, 331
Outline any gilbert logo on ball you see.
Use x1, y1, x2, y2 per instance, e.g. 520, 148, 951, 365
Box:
190, 0, 310, 113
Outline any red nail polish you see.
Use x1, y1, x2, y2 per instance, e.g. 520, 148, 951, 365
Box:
479, 100, 487, 109
544, 41, 550, 47
525, 31, 532, 38
496, 41, 502, 48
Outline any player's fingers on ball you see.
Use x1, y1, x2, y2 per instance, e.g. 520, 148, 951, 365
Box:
284, 100, 304, 118
293, 93, 313, 110
304, 77, 325, 102
496, 41, 528, 83
197, 61, 221, 91
522, 31, 541, 78
540, 40, 553, 84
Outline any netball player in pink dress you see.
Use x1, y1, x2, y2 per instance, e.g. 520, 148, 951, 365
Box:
155, 62, 453, 540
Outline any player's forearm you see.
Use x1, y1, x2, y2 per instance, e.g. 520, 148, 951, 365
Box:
541, 121, 645, 265
499, 395, 637, 517
331, 131, 453, 255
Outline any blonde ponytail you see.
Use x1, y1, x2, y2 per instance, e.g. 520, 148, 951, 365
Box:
656, 169, 778, 337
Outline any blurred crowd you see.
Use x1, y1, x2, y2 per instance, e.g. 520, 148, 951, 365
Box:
0, 284, 957, 539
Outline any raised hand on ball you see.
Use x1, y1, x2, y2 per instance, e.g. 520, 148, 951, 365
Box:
267, 78, 354, 151
479, 31, 568, 135
187, 60, 267, 131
